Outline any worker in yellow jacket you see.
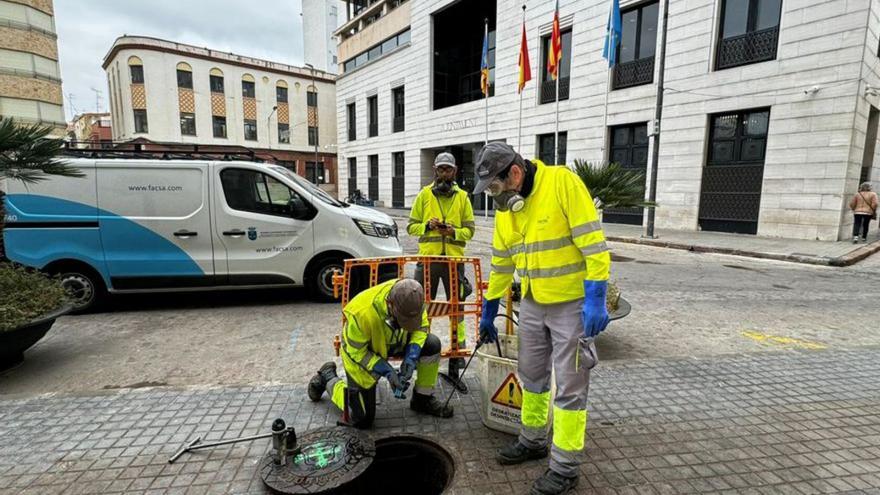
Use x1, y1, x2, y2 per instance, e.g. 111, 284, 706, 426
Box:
407, 152, 475, 389
473, 143, 611, 495
307, 279, 453, 428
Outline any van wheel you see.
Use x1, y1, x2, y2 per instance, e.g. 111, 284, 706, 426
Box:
57, 268, 105, 314
308, 256, 344, 302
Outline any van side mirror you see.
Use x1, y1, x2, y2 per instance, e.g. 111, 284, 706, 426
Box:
288, 196, 310, 219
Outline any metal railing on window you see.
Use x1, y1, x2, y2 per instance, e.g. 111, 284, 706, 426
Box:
392, 176, 405, 207
612, 56, 655, 90
393, 116, 404, 133
715, 26, 779, 71
368, 177, 379, 200
540, 77, 570, 104
368, 123, 378, 137
348, 178, 358, 197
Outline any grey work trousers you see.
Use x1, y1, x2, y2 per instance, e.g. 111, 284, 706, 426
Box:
517, 295, 597, 477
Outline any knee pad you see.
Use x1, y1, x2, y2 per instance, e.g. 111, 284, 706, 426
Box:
421, 333, 441, 356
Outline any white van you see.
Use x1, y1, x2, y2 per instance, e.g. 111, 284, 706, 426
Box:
4, 158, 402, 312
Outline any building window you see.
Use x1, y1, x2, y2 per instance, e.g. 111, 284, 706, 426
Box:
276, 86, 288, 103
242, 80, 256, 98
210, 74, 224, 93
307, 90, 318, 107
307, 161, 326, 184
278, 123, 290, 143
541, 29, 572, 104
244, 119, 258, 140
716, 0, 782, 70
133, 109, 148, 133
537, 132, 567, 165
342, 29, 412, 73
213, 116, 227, 138
613, 2, 658, 90
368, 154, 379, 200
180, 112, 196, 136
348, 157, 358, 196
604, 123, 649, 225
392, 151, 405, 208
432, 2, 496, 110
176, 69, 193, 89
392, 86, 404, 133
308, 126, 318, 146
130, 65, 144, 84
367, 95, 378, 137
347, 102, 357, 141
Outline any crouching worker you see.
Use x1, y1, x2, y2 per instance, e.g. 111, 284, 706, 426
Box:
308, 278, 453, 428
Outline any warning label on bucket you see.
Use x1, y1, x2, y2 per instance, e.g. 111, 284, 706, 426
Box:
490, 373, 523, 409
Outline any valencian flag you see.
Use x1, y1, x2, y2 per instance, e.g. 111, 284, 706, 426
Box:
518, 20, 532, 93
602, 0, 622, 67
547, 0, 562, 80
480, 23, 490, 96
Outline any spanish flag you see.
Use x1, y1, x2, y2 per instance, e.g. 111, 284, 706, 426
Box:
547, 0, 562, 80
518, 21, 531, 93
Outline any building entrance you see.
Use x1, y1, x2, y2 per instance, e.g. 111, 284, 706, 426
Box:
421, 142, 498, 211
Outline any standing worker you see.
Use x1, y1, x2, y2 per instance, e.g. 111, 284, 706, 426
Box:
407, 152, 476, 389
473, 142, 611, 495
307, 278, 453, 428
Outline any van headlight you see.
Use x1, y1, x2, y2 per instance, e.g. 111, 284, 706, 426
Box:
354, 219, 397, 238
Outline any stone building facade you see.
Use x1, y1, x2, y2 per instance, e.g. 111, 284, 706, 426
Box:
335, 0, 880, 241
0, 0, 65, 132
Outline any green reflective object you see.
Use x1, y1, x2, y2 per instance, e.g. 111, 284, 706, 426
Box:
293, 440, 344, 469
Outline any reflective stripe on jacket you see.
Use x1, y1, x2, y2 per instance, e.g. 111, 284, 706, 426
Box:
406, 184, 475, 256
340, 279, 429, 389
486, 160, 611, 304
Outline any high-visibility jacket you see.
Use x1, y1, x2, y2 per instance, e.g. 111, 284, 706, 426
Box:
406, 183, 475, 256
487, 160, 610, 304
340, 279, 429, 389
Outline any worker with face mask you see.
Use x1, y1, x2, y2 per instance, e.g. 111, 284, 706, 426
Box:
473, 142, 611, 495
406, 152, 476, 390
308, 279, 452, 428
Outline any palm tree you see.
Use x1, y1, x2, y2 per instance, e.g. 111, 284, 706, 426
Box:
572, 159, 656, 210
0, 116, 84, 260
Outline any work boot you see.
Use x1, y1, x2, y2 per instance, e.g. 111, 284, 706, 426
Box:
496, 440, 549, 465
447, 357, 469, 393
529, 469, 579, 495
409, 392, 454, 418
307, 362, 338, 402
854, 236, 860, 244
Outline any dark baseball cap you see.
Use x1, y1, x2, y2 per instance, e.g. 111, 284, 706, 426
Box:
387, 279, 425, 332
473, 142, 519, 195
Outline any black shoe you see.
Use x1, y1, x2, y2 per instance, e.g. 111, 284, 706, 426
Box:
409, 392, 453, 418
446, 357, 469, 393
307, 362, 338, 402
496, 440, 549, 465
529, 470, 579, 495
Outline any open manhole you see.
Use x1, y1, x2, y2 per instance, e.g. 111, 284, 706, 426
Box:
352, 436, 455, 495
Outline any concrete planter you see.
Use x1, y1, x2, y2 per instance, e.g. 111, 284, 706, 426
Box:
0, 305, 70, 371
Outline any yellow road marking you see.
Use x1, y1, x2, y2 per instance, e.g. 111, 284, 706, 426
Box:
741, 331, 827, 350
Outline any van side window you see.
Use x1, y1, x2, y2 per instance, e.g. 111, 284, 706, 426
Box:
220, 168, 315, 220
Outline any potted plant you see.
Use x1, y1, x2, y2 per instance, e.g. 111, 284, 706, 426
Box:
1, 116, 84, 370
572, 159, 656, 222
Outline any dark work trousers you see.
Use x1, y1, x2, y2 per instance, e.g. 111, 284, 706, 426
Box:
853, 214, 872, 239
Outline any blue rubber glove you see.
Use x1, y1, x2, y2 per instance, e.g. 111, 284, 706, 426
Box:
373, 359, 406, 398
582, 280, 610, 339
479, 299, 500, 344
399, 343, 420, 383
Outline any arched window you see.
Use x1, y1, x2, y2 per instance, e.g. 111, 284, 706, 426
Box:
209, 68, 224, 93
127, 56, 144, 84
276, 80, 288, 103
241, 73, 255, 98
176, 62, 193, 89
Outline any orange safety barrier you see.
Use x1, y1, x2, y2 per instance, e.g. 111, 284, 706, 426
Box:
332, 255, 484, 359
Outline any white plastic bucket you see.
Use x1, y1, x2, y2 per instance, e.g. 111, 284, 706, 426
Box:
476, 333, 523, 435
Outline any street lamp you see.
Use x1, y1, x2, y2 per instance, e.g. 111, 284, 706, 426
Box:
267, 105, 278, 149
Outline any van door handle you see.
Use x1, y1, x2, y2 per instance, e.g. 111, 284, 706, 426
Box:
173, 230, 198, 238
223, 229, 245, 237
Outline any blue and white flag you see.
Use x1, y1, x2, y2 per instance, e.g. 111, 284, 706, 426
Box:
602, 0, 622, 67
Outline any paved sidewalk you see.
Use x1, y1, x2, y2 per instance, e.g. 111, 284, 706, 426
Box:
3, 348, 880, 494
381, 207, 880, 266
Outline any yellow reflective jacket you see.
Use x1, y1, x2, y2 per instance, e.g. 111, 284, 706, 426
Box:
406, 183, 475, 256
340, 279, 429, 389
486, 160, 611, 304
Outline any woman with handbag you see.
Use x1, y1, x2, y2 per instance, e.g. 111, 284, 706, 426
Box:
849, 182, 878, 243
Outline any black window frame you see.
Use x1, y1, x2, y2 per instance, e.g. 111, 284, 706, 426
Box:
306, 161, 326, 184
278, 123, 290, 144
210, 74, 224, 93
276, 86, 288, 103
179, 112, 196, 136
347, 102, 357, 141
307, 90, 318, 107
308, 126, 319, 146
347, 157, 358, 197
176, 69, 193, 89
540, 28, 573, 104
242, 80, 256, 98
612, 2, 658, 90
707, 108, 770, 166
368, 154, 379, 200
367, 95, 378, 137
244, 119, 258, 141
212, 115, 227, 138
537, 132, 568, 165
129, 65, 144, 84
392, 86, 404, 133
133, 109, 148, 133
715, 0, 782, 70
219, 168, 315, 220
392, 151, 405, 208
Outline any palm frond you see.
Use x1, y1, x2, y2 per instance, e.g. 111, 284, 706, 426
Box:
572, 159, 657, 210
0, 116, 84, 184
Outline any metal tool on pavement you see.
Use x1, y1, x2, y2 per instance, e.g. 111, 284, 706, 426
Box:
168, 418, 299, 464
441, 339, 485, 411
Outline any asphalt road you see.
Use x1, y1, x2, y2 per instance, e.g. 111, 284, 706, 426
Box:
2, 220, 878, 397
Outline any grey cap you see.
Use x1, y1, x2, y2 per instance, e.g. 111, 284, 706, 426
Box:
434, 152, 457, 168
473, 142, 519, 195
387, 279, 424, 332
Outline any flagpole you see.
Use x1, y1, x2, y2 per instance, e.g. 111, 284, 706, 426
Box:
602, 0, 614, 162
518, 5, 526, 150
483, 17, 490, 218
554, 72, 560, 164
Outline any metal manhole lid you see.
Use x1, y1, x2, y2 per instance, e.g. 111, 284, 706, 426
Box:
260, 427, 375, 494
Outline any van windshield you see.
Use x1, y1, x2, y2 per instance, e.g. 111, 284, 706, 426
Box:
270, 166, 348, 208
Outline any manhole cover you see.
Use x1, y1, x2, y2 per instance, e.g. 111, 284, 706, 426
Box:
260, 427, 375, 494
352, 436, 455, 495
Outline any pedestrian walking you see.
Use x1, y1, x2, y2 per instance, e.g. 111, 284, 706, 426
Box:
849, 182, 878, 243
473, 142, 611, 495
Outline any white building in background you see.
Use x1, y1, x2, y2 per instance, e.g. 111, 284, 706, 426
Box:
102, 36, 339, 194
334, 0, 880, 241
302, 0, 343, 73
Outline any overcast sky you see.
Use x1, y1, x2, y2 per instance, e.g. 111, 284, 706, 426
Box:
54, 0, 306, 121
